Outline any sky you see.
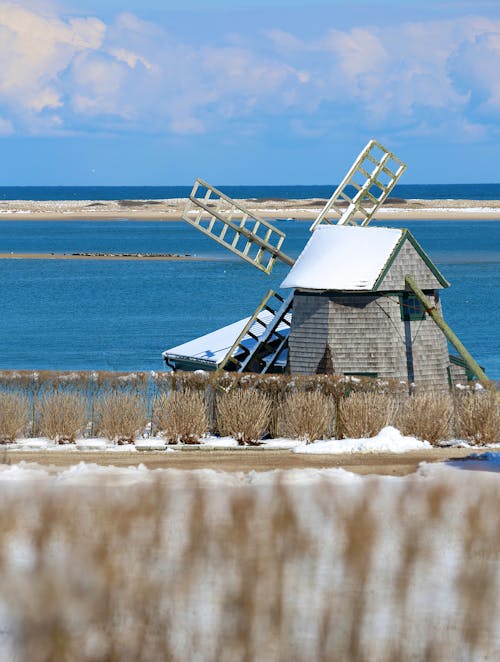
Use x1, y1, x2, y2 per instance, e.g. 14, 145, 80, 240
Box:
1, 0, 500, 185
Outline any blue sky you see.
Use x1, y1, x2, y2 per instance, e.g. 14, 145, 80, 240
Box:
1, 0, 500, 185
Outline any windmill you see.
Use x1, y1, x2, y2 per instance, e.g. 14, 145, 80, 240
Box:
163, 140, 489, 388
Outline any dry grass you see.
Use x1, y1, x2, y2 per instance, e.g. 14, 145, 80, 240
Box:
38, 392, 88, 443
0, 371, 496, 445
0, 392, 30, 442
154, 391, 208, 443
279, 390, 335, 442
0, 474, 500, 660
338, 391, 398, 438
216, 389, 271, 445
454, 389, 500, 445
95, 393, 148, 443
398, 391, 453, 444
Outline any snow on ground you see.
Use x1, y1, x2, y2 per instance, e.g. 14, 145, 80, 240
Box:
11, 426, 490, 453
293, 426, 431, 454
0, 452, 499, 487
3, 426, 493, 453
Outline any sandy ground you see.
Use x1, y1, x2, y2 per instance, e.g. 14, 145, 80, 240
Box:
1, 446, 486, 475
0, 198, 500, 221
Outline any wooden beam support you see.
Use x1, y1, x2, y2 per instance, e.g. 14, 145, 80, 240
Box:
405, 275, 491, 388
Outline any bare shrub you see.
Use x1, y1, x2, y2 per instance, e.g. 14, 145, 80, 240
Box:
38, 392, 88, 443
154, 391, 208, 443
398, 391, 453, 444
454, 389, 500, 445
0, 392, 30, 442
338, 391, 398, 438
95, 392, 148, 443
216, 389, 271, 445
280, 391, 335, 443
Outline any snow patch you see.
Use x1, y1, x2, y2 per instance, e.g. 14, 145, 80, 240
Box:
135, 440, 170, 451
76, 439, 108, 451
293, 426, 431, 454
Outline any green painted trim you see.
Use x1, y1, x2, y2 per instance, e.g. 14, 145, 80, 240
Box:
373, 230, 406, 291
450, 354, 486, 381
405, 231, 450, 287
373, 229, 450, 291
294, 290, 436, 299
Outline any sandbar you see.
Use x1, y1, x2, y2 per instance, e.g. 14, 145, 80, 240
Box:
0, 253, 213, 261
0, 198, 499, 221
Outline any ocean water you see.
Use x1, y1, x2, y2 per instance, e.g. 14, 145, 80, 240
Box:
1, 183, 500, 201
0, 218, 498, 378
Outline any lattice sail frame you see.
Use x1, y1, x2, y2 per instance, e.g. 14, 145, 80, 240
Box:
310, 140, 407, 231
182, 178, 294, 274
218, 289, 293, 373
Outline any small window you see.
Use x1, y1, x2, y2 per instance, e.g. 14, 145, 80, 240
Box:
400, 293, 425, 321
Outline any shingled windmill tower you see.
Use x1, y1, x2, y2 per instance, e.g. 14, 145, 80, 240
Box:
163, 140, 488, 388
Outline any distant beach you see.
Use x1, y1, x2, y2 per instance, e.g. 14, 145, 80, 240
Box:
0, 197, 500, 220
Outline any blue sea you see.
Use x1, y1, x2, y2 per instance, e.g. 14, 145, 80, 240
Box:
2, 183, 500, 201
0, 185, 498, 378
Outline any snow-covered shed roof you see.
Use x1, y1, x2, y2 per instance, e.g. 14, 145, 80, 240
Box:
163, 311, 289, 371
281, 225, 448, 292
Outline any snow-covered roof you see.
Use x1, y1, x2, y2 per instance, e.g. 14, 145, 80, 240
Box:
163, 311, 290, 369
281, 225, 403, 291
163, 318, 250, 368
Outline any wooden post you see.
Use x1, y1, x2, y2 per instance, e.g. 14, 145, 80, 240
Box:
405, 275, 490, 388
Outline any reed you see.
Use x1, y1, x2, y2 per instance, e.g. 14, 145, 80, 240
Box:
398, 391, 453, 444
38, 392, 88, 443
216, 389, 271, 445
279, 390, 335, 442
0, 392, 30, 442
154, 391, 208, 443
0, 370, 496, 444
0, 473, 499, 660
338, 391, 398, 438
454, 389, 500, 445
95, 392, 148, 443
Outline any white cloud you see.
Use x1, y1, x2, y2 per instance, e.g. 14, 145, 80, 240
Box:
108, 48, 153, 70
169, 116, 205, 134
0, 1, 105, 117
0, 115, 13, 134
0, 4, 499, 142
69, 53, 132, 118
449, 31, 500, 115
324, 27, 388, 80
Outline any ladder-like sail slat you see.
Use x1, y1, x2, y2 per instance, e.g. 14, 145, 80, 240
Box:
310, 140, 407, 231
218, 290, 293, 373
183, 179, 295, 274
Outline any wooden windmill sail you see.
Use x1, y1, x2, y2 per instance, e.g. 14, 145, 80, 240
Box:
182, 178, 294, 274
310, 140, 407, 230
163, 140, 488, 386
182, 141, 404, 273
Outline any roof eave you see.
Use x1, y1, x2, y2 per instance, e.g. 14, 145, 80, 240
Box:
162, 351, 220, 369
372, 228, 450, 291
293, 287, 376, 294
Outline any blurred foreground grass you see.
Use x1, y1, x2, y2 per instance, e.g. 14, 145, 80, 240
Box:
0, 468, 499, 661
